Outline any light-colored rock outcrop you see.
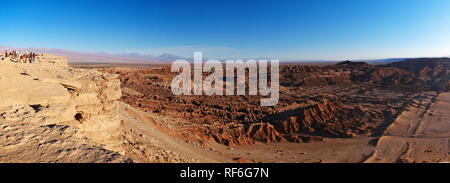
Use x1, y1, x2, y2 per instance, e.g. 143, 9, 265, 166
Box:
0, 54, 126, 162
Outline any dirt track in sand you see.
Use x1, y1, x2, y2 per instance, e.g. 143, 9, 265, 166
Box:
120, 100, 376, 163
102, 59, 449, 163
118, 92, 450, 163
1, 55, 448, 163
365, 92, 450, 163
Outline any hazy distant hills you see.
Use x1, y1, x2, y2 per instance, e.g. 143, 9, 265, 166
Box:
280, 58, 410, 66
0, 45, 421, 65
363, 58, 411, 65
0, 46, 180, 63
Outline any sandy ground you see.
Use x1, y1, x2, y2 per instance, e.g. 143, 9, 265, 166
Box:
119, 92, 450, 163
120, 101, 376, 163
365, 92, 450, 163
119, 102, 233, 162
2, 57, 448, 163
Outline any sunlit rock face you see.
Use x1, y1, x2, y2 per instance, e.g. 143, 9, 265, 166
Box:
0, 54, 127, 162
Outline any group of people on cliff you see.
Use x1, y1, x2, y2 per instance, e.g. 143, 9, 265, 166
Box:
1, 50, 38, 63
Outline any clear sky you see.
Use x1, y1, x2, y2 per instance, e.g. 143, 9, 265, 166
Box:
1, 0, 450, 60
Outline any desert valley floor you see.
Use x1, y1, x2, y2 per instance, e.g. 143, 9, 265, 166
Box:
0, 54, 448, 162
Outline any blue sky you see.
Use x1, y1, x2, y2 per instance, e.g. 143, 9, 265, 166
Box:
1, 0, 450, 60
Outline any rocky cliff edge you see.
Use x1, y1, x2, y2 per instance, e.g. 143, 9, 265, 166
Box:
0, 54, 128, 162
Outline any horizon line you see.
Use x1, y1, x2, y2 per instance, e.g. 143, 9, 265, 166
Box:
1, 45, 449, 63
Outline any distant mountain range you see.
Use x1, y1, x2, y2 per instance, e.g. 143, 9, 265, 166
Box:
0, 45, 426, 65
360, 58, 412, 65
280, 58, 411, 66
0, 46, 184, 63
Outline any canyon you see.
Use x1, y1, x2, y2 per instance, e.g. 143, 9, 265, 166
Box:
0, 53, 449, 162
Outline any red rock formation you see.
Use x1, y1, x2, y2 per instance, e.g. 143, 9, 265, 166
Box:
246, 123, 284, 143
368, 67, 413, 85
211, 124, 254, 146
274, 116, 300, 134
273, 101, 382, 137
103, 58, 449, 147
